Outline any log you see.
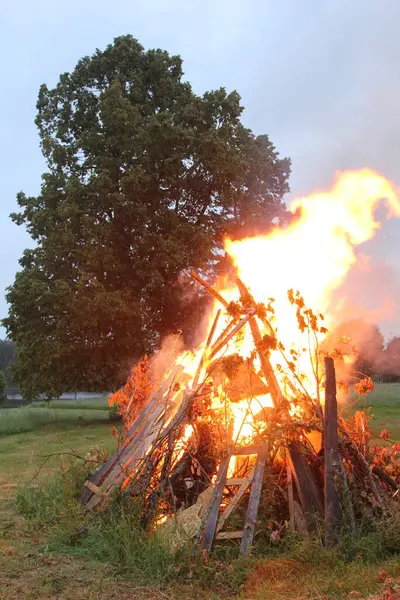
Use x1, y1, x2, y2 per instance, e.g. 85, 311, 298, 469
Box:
324, 356, 341, 547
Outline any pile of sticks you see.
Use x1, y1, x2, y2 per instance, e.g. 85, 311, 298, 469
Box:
81, 273, 400, 553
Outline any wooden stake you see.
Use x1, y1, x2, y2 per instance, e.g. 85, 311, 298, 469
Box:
324, 356, 341, 547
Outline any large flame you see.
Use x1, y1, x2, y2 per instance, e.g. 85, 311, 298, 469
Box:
116, 169, 400, 464
178, 169, 400, 449
225, 169, 400, 332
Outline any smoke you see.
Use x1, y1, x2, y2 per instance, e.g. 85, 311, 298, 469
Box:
328, 253, 400, 338
150, 334, 186, 388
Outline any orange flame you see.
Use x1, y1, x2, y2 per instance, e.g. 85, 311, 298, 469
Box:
183, 169, 400, 446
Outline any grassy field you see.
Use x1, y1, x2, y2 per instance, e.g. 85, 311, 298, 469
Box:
346, 382, 400, 441
0, 385, 399, 599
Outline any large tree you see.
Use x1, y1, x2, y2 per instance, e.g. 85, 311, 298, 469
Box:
4, 35, 290, 399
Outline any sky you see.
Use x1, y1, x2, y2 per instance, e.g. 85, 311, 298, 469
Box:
1, 0, 400, 338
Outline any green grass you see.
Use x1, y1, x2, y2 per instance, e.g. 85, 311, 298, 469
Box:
0, 406, 112, 437
0, 422, 116, 488
0, 384, 399, 599
345, 382, 400, 441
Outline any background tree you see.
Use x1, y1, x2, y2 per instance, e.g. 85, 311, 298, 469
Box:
4, 35, 290, 400
322, 319, 385, 380
380, 336, 400, 382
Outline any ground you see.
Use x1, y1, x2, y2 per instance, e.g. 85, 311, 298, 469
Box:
0, 387, 399, 600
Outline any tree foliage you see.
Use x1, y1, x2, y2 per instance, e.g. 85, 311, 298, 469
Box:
4, 35, 290, 399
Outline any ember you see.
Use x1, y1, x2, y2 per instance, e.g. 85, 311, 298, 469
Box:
82, 169, 400, 555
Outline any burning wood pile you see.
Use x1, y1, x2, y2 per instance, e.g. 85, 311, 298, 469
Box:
81, 270, 400, 555
81, 169, 400, 554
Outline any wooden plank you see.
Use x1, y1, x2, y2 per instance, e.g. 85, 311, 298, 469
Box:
82, 390, 165, 504
324, 356, 341, 547
216, 468, 254, 533
288, 441, 324, 533
240, 448, 267, 555
215, 531, 243, 540
233, 444, 263, 456
225, 478, 246, 486
202, 455, 231, 553
287, 453, 295, 531
83, 480, 105, 497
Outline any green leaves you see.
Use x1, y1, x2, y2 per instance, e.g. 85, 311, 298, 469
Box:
4, 35, 290, 398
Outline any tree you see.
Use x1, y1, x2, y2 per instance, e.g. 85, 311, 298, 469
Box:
380, 336, 400, 382
3, 35, 290, 400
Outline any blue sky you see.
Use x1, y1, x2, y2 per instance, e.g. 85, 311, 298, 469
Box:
1, 0, 400, 337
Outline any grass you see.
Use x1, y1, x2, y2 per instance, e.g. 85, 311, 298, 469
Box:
345, 382, 400, 441
0, 406, 112, 436
0, 383, 399, 599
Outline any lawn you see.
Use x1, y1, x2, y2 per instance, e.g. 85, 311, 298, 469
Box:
0, 385, 399, 599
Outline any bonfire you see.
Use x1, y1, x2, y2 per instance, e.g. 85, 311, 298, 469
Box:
81, 169, 400, 555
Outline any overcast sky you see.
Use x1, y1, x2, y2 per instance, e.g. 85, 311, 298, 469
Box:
1, 0, 400, 337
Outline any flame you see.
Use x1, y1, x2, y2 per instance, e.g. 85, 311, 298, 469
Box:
226, 169, 400, 332
119, 169, 400, 479
187, 169, 399, 449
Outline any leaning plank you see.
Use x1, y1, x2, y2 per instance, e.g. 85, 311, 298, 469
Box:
288, 441, 324, 533
202, 456, 231, 553
216, 468, 255, 533
190, 271, 229, 309
240, 448, 267, 555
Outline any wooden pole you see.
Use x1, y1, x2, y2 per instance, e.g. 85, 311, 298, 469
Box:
324, 356, 341, 547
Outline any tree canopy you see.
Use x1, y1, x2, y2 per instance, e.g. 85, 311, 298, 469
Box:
4, 35, 291, 399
